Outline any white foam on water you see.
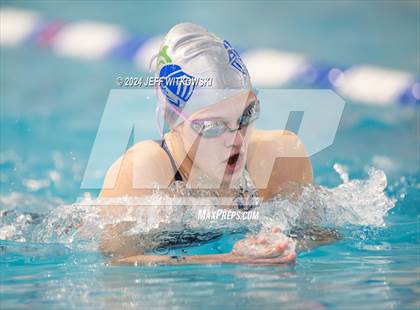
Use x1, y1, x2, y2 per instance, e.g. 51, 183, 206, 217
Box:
258, 164, 395, 230
0, 164, 396, 251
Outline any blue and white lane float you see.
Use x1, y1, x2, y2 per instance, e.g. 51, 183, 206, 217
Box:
1, 8, 418, 106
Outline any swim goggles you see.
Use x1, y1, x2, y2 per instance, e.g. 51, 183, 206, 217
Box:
190, 99, 260, 138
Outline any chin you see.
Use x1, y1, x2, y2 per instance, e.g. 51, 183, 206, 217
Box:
232, 167, 245, 179
224, 166, 244, 181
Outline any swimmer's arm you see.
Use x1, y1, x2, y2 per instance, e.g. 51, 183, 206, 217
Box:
291, 226, 341, 252
112, 253, 231, 265
111, 233, 296, 266
98, 141, 176, 256
111, 252, 296, 266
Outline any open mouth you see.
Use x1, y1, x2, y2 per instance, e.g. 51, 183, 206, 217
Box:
227, 153, 240, 166
225, 152, 243, 173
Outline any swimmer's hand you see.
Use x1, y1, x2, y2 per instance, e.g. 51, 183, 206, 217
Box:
111, 228, 295, 266
230, 228, 296, 264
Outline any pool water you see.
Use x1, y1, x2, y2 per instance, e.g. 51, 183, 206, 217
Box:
1, 1, 419, 309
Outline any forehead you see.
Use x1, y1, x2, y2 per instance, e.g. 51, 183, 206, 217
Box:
190, 90, 257, 120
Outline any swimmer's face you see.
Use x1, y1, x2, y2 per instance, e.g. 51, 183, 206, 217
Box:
179, 90, 258, 186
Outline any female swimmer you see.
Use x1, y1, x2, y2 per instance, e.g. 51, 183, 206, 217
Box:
99, 23, 324, 265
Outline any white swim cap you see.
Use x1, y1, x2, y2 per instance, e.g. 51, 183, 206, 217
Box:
154, 23, 252, 132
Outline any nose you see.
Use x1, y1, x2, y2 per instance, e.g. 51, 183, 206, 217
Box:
225, 127, 245, 148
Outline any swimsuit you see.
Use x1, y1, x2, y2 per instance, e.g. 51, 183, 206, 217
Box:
149, 138, 259, 253
157, 139, 183, 182
155, 139, 260, 211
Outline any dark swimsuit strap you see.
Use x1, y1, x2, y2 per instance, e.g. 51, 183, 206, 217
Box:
156, 139, 183, 182
155, 140, 258, 210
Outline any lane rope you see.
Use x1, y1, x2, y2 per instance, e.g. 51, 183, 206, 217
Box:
1, 8, 418, 106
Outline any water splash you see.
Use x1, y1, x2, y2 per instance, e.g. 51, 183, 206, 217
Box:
258, 165, 395, 235
0, 164, 396, 251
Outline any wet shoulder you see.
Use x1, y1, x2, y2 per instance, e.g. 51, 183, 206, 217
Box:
101, 140, 175, 195
250, 129, 297, 142
249, 129, 304, 156
247, 129, 312, 199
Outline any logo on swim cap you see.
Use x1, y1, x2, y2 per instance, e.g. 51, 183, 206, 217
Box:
223, 40, 248, 76
159, 64, 196, 109
157, 45, 172, 67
